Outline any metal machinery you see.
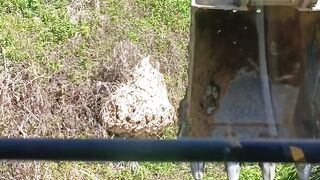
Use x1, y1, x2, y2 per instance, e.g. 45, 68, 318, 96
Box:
178, 0, 320, 179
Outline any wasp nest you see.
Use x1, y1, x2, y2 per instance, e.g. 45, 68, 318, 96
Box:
100, 57, 175, 137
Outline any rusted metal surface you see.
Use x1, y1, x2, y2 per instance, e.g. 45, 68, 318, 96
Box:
186, 6, 320, 139
183, 3, 320, 179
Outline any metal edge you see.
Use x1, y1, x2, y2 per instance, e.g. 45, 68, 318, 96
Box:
191, 0, 320, 11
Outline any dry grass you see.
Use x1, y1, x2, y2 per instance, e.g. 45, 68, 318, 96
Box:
0, 39, 183, 179
0, 36, 156, 138
0, 0, 191, 178
0, 59, 106, 138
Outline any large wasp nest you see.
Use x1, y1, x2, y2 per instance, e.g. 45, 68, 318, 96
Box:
100, 57, 175, 137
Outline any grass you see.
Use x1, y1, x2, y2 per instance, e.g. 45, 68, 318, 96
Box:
0, 0, 191, 179
0, 0, 319, 179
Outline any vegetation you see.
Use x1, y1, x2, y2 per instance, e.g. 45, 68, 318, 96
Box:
0, 0, 319, 179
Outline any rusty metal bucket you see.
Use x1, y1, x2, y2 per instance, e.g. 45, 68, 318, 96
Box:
179, 0, 320, 179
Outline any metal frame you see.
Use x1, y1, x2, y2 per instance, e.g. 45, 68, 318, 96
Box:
0, 139, 319, 163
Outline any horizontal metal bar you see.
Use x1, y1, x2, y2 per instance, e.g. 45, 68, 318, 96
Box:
1, 139, 320, 162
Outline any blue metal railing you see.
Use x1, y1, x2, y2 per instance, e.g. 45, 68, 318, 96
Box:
0, 139, 319, 163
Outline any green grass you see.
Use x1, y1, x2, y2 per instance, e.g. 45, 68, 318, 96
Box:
1, 1, 75, 61
0, 0, 192, 179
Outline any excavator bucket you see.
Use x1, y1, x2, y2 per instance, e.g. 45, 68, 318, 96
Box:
179, 0, 320, 179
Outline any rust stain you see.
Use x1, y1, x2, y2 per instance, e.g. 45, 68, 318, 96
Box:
188, 7, 320, 138
290, 146, 306, 162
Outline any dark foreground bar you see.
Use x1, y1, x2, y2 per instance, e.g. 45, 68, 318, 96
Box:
0, 139, 319, 163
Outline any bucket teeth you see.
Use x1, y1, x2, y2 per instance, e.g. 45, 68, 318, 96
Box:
225, 162, 241, 180
191, 162, 205, 180
259, 162, 276, 180
295, 163, 312, 180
